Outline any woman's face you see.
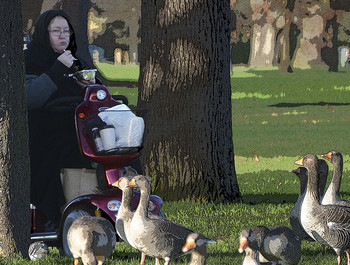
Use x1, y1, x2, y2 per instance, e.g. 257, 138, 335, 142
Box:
48, 16, 70, 53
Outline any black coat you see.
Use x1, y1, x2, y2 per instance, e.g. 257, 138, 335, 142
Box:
25, 9, 91, 221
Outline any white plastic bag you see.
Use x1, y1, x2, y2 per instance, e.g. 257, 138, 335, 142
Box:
97, 104, 144, 148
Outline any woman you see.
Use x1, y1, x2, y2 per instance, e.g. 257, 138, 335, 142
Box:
25, 9, 95, 231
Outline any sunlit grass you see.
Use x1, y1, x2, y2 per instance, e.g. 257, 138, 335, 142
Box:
95, 62, 139, 81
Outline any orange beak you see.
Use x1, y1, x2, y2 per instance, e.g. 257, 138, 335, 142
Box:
128, 179, 136, 187
182, 238, 195, 253
321, 152, 332, 161
238, 237, 248, 253
294, 157, 303, 166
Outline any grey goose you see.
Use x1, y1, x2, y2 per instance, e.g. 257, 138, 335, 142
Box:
127, 175, 211, 265
182, 232, 216, 265
320, 151, 350, 207
238, 228, 280, 265
290, 159, 328, 241
295, 153, 350, 265
112, 174, 161, 265
239, 226, 300, 265
67, 216, 116, 265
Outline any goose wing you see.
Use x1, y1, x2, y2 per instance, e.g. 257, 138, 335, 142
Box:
151, 218, 194, 258
320, 205, 350, 248
324, 205, 350, 230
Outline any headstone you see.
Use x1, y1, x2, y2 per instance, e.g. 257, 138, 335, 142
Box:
114, 48, 123, 64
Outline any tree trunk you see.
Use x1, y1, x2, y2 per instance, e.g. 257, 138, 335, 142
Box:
62, 0, 94, 68
138, 0, 241, 203
0, 0, 31, 258
321, 14, 339, 72
248, 0, 289, 68
292, 0, 333, 69
127, 5, 141, 63
21, 0, 44, 35
249, 23, 276, 66
280, 18, 292, 73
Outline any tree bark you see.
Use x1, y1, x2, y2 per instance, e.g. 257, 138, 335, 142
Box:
0, 0, 31, 258
280, 15, 292, 73
138, 0, 241, 203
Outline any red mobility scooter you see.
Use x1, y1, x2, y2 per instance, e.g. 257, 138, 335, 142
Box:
30, 82, 164, 256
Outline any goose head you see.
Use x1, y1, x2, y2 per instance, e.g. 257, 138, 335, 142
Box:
321, 151, 343, 165
182, 233, 216, 253
128, 175, 152, 189
292, 166, 308, 193
292, 167, 307, 181
295, 154, 319, 197
294, 154, 318, 170
112, 176, 130, 191
238, 228, 258, 253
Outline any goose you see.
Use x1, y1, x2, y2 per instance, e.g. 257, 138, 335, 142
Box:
240, 226, 300, 265
295, 153, 350, 265
290, 159, 328, 241
182, 233, 216, 265
290, 167, 312, 241
67, 216, 116, 265
113, 166, 138, 246
127, 175, 209, 265
112, 174, 161, 265
238, 228, 279, 265
112, 176, 134, 246
320, 151, 350, 207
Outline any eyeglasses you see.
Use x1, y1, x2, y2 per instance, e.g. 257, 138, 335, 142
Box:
48, 29, 72, 37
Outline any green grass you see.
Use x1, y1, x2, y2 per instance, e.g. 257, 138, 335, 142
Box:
231, 67, 350, 158
3, 65, 350, 264
96, 62, 140, 82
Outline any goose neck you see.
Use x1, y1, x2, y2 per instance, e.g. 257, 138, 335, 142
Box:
136, 187, 151, 217
306, 166, 320, 201
121, 188, 133, 211
331, 162, 343, 194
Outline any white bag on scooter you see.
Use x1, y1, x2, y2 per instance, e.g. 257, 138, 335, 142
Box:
97, 104, 144, 148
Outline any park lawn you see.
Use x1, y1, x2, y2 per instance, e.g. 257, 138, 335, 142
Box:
2, 65, 349, 264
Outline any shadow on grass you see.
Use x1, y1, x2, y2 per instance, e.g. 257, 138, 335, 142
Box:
242, 192, 350, 205
269, 102, 350, 108
241, 193, 298, 204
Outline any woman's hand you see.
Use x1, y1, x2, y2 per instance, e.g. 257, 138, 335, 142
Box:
76, 79, 96, 89
57, 50, 77, 68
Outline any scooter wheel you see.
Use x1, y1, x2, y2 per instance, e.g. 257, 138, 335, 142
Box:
61, 210, 91, 256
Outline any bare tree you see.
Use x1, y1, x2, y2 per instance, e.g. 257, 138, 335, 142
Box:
138, 0, 241, 203
0, 0, 31, 258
